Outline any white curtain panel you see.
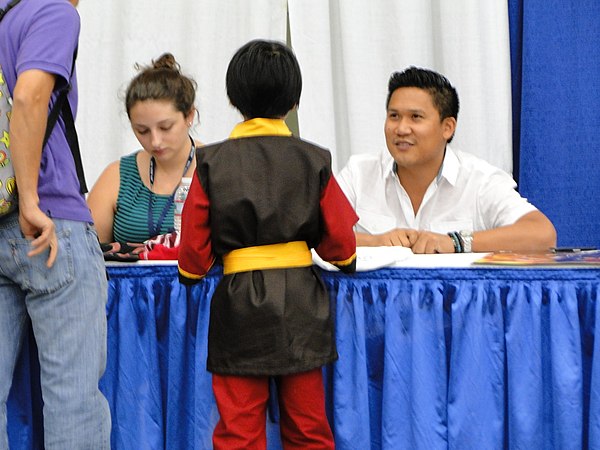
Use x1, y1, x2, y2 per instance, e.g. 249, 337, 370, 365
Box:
76, 0, 511, 187
288, 0, 513, 173
76, 0, 288, 187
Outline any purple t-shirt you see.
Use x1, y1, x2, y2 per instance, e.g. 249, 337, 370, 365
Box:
0, 0, 92, 222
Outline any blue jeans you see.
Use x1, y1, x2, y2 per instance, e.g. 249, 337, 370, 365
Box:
0, 212, 111, 450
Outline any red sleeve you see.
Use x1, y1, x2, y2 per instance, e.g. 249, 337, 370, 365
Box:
177, 175, 215, 284
315, 175, 358, 273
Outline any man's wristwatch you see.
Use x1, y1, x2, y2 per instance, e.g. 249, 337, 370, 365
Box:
458, 230, 474, 253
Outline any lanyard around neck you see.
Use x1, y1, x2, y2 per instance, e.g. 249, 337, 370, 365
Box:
147, 137, 195, 237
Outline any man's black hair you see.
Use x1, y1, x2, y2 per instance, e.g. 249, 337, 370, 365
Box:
386, 66, 459, 121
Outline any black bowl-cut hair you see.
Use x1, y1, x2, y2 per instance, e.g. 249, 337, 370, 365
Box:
226, 39, 302, 119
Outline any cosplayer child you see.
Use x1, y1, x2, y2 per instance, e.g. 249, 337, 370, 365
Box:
178, 39, 358, 449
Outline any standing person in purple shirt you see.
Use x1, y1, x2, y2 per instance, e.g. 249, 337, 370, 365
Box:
0, 0, 111, 448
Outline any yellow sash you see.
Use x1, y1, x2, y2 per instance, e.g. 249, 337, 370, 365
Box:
222, 241, 312, 275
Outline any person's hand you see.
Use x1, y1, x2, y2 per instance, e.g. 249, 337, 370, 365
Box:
99, 241, 145, 262
409, 231, 455, 254
369, 228, 419, 247
18, 205, 58, 268
100, 242, 145, 255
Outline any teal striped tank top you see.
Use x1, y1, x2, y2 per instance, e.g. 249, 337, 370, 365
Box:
113, 152, 175, 243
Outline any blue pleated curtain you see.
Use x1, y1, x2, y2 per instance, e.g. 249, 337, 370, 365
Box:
509, 0, 600, 248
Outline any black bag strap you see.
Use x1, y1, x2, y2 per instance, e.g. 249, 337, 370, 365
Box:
0, 0, 21, 20
44, 48, 88, 194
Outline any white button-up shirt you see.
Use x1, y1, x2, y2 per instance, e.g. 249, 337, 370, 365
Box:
336, 145, 537, 235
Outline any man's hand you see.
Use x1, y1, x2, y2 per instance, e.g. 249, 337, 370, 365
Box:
409, 231, 455, 254
356, 228, 419, 247
19, 205, 58, 268
357, 229, 457, 253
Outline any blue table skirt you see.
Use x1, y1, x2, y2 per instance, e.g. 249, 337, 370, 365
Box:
8, 265, 600, 449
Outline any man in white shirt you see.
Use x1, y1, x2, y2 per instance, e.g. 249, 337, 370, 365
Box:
337, 67, 556, 254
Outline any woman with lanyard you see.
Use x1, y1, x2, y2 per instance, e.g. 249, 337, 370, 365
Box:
88, 53, 200, 247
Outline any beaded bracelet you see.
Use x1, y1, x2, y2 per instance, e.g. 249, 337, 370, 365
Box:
447, 231, 463, 253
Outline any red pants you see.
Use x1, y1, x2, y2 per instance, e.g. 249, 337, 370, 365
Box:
212, 369, 334, 450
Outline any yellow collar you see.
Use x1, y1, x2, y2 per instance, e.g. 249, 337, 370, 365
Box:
229, 118, 292, 139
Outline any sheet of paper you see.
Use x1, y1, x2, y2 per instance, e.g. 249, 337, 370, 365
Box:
312, 246, 414, 271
